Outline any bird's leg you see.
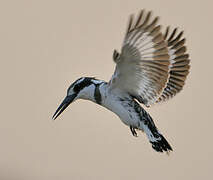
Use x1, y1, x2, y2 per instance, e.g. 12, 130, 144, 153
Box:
130, 126, 138, 137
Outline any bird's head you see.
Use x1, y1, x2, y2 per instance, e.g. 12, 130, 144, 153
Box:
52, 77, 96, 120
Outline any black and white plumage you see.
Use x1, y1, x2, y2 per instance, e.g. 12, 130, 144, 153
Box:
53, 10, 190, 153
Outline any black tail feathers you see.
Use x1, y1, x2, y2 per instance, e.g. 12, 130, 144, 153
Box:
150, 134, 173, 153
131, 99, 173, 153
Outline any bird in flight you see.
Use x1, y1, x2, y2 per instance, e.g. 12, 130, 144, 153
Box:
53, 10, 190, 153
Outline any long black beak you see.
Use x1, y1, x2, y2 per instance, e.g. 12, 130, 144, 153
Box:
52, 94, 76, 120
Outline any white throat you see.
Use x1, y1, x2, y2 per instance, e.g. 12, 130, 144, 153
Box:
78, 81, 108, 104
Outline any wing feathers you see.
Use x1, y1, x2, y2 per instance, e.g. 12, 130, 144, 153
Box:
111, 10, 171, 106
157, 27, 190, 102
135, 10, 144, 27
126, 14, 134, 34
168, 28, 177, 42
145, 17, 159, 32
138, 11, 151, 29
154, 40, 167, 50
172, 38, 185, 50
168, 31, 183, 46
164, 26, 170, 39
111, 10, 190, 106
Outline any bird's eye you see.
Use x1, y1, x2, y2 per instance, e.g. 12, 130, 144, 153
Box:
74, 84, 80, 92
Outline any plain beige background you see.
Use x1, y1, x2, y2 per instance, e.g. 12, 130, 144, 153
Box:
0, 0, 212, 179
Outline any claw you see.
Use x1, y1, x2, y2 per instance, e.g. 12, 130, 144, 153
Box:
130, 126, 138, 137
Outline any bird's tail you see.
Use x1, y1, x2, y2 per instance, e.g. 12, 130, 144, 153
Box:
140, 109, 173, 153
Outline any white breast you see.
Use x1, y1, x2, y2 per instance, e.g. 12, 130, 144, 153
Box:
100, 86, 140, 127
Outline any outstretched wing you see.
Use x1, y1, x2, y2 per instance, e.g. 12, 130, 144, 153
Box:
156, 27, 190, 103
110, 10, 170, 106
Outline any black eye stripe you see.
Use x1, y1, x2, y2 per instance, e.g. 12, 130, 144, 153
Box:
68, 77, 97, 94
67, 78, 82, 94
74, 78, 93, 92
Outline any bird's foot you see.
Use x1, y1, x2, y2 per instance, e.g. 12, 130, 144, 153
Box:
130, 126, 138, 137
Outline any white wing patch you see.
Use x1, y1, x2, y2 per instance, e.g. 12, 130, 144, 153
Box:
110, 10, 170, 106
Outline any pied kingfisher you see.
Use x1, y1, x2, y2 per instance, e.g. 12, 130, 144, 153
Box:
53, 10, 190, 153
